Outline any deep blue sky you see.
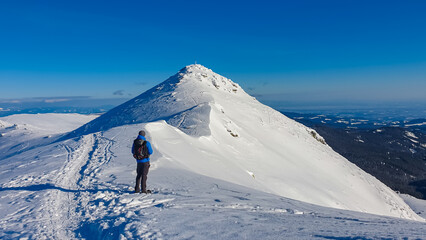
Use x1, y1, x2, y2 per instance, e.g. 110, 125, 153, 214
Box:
1, 0, 425, 107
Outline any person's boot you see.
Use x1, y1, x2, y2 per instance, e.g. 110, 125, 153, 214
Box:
134, 184, 140, 193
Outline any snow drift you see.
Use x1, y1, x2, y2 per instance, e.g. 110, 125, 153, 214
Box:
64, 64, 421, 220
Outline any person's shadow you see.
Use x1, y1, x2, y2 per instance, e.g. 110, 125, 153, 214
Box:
0, 184, 121, 193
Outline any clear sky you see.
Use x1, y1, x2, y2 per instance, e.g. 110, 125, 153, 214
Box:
1, 0, 425, 107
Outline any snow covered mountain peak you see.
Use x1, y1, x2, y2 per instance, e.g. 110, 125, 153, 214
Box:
176, 64, 245, 96
65, 64, 247, 138
1, 66, 425, 239
179, 63, 210, 72
61, 65, 422, 221
177, 64, 216, 78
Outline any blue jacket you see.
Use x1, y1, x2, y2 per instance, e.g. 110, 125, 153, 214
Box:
131, 135, 153, 163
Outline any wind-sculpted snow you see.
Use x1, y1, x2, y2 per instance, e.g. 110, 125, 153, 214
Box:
166, 103, 211, 137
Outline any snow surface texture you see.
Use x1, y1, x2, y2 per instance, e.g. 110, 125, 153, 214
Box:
1, 65, 425, 238
0, 118, 425, 239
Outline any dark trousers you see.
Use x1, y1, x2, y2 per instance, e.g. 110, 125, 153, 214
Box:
135, 162, 150, 193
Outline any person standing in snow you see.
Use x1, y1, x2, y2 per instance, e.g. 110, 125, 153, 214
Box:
132, 130, 153, 193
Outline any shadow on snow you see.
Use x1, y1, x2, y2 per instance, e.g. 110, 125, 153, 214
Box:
0, 183, 122, 194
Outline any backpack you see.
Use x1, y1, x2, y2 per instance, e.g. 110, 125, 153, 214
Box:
133, 139, 150, 160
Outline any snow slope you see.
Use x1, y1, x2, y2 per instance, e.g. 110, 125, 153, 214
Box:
0, 118, 425, 239
0, 113, 98, 159
1, 65, 425, 238
400, 194, 426, 219
66, 64, 421, 220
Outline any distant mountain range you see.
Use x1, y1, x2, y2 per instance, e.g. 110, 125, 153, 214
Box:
284, 112, 426, 200
0, 97, 127, 117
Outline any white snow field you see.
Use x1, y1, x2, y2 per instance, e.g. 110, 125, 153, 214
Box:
1, 65, 425, 239
0, 113, 98, 160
